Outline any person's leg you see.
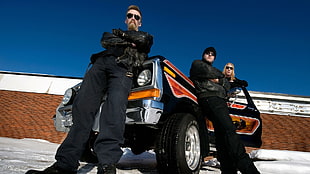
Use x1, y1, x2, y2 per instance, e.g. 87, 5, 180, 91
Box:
54, 57, 108, 171
215, 132, 238, 174
222, 130, 259, 174
26, 57, 108, 174
94, 56, 132, 165
199, 97, 238, 174
199, 97, 260, 174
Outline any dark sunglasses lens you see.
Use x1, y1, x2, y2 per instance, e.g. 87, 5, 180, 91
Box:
206, 52, 214, 56
127, 13, 140, 20
127, 13, 133, 19
226, 67, 233, 70
134, 15, 140, 20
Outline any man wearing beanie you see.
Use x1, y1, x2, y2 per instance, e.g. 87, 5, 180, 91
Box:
190, 47, 260, 174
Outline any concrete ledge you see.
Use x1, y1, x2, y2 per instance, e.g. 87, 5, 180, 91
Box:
0, 71, 82, 95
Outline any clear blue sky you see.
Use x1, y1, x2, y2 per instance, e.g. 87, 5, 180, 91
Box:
1, 0, 309, 96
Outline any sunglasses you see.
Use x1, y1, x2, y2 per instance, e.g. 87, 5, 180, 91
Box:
205, 52, 215, 56
226, 66, 234, 70
127, 13, 141, 20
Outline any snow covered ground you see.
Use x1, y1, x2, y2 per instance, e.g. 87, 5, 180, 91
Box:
1, 137, 310, 174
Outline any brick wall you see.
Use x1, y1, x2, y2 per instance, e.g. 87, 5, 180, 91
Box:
260, 114, 310, 151
0, 90, 67, 143
1, 90, 310, 152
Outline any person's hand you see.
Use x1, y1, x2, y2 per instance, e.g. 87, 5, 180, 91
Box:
112, 29, 126, 37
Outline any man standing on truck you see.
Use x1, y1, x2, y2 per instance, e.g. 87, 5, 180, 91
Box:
190, 47, 260, 174
26, 5, 153, 174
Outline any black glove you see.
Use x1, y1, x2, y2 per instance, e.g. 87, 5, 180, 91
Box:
112, 29, 127, 38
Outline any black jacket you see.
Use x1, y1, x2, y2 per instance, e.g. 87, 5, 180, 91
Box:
91, 29, 153, 69
190, 59, 230, 99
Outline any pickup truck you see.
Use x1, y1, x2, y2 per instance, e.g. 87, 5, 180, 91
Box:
53, 55, 262, 174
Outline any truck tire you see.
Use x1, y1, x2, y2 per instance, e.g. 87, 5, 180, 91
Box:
156, 113, 202, 174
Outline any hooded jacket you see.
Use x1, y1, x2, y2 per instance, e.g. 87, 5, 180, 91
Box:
190, 59, 230, 99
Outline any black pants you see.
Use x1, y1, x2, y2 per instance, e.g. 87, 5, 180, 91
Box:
54, 56, 132, 171
198, 96, 260, 174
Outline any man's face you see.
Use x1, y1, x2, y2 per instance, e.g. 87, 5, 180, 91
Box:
125, 9, 142, 31
203, 52, 215, 64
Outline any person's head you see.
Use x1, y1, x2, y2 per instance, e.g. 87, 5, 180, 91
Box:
223, 62, 236, 81
125, 5, 142, 31
202, 47, 216, 64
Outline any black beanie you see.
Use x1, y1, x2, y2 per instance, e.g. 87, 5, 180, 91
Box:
202, 47, 216, 59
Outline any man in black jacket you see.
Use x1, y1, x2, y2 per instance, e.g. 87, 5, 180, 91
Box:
190, 47, 260, 174
26, 5, 153, 174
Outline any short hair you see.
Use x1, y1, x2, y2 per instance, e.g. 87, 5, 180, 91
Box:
127, 5, 142, 17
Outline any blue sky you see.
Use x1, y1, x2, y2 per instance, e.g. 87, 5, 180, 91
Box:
1, 0, 309, 96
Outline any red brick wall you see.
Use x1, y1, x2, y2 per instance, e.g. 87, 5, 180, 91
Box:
0, 90, 67, 143
260, 114, 310, 151
1, 90, 310, 152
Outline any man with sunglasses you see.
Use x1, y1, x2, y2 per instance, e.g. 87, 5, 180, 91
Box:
190, 47, 260, 174
26, 5, 153, 174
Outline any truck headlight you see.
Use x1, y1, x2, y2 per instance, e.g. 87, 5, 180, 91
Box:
62, 88, 75, 106
137, 69, 152, 86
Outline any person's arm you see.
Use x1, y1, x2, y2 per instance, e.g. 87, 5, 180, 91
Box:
234, 78, 248, 87
112, 29, 153, 53
190, 60, 230, 93
100, 32, 130, 49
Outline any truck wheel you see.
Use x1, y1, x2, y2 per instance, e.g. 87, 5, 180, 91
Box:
156, 113, 202, 174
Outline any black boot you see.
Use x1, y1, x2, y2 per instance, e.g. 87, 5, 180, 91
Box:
97, 164, 116, 174
25, 164, 77, 174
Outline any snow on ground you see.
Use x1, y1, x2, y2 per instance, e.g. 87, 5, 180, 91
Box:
0, 137, 218, 174
1, 137, 310, 174
249, 149, 310, 174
